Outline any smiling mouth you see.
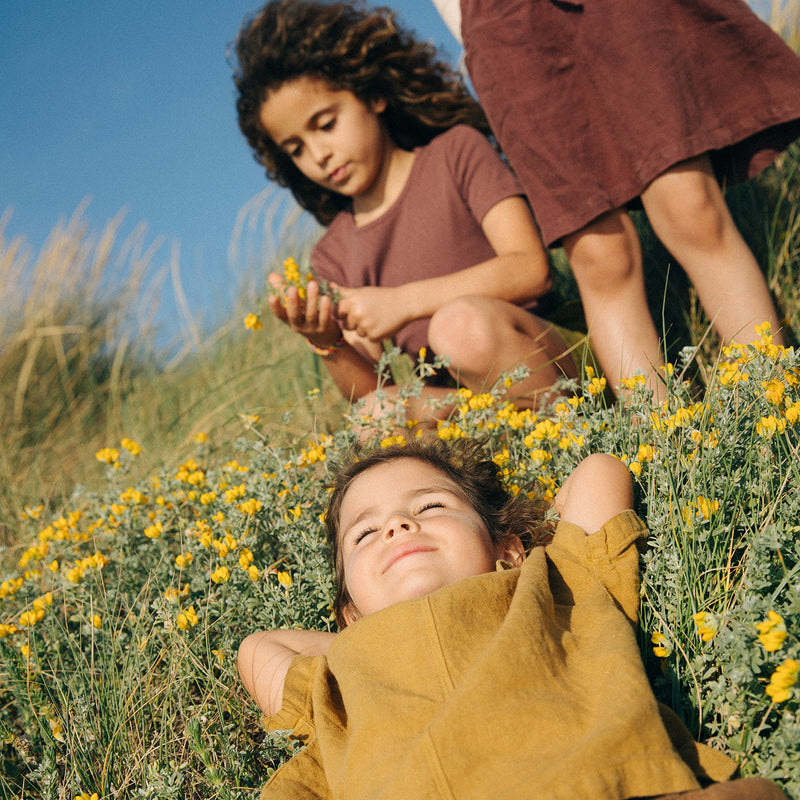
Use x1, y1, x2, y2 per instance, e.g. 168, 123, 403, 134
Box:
383, 544, 437, 573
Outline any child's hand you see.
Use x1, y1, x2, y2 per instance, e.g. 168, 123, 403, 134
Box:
268, 272, 342, 347
336, 285, 411, 341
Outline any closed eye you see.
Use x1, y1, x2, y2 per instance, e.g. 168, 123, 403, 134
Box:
416, 501, 444, 514
285, 142, 303, 159
353, 526, 378, 545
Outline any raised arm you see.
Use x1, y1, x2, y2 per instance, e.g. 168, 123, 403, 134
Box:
238, 629, 336, 716
553, 454, 634, 534
336, 195, 553, 342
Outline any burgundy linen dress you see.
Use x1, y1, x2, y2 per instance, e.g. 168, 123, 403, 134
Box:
460, 0, 800, 246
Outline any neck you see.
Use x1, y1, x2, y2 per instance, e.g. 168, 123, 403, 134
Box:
352, 132, 416, 226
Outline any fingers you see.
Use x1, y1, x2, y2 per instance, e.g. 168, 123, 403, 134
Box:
269, 280, 338, 340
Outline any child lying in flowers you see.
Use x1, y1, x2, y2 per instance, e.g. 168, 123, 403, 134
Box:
238, 438, 786, 799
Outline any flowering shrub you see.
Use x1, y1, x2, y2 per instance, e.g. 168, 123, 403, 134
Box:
1, 326, 799, 798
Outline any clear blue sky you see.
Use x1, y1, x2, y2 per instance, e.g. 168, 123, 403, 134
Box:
0, 1, 458, 343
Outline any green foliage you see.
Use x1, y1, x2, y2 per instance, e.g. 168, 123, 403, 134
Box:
1, 334, 799, 798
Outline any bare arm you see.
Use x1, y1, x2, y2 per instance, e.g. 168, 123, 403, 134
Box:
553, 454, 634, 534
238, 629, 336, 716
336, 196, 553, 341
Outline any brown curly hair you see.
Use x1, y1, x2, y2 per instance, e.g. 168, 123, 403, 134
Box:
325, 437, 551, 628
233, 0, 490, 225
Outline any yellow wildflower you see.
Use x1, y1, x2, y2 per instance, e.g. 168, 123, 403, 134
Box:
756, 610, 788, 652
651, 631, 672, 658
785, 402, 800, 425
756, 415, 787, 438
765, 658, 798, 703
586, 376, 607, 396
620, 374, 647, 390
95, 447, 119, 466
194, 431, 208, 443
277, 571, 293, 587
528, 448, 553, 466
211, 566, 230, 584
177, 606, 200, 630
692, 611, 718, 642
637, 444, 655, 463
175, 552, 193, 569
91, 614, 102, 629
121, 437, 142, 455
144, 522, 162, 539
696, 496, 719, 521
763, 379, 785, 406
244, 312, 263, 331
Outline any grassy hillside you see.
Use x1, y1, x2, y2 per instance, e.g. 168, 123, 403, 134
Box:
1, 6, 800, 794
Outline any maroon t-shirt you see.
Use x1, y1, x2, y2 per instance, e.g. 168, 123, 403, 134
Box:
311, 125, 524, 357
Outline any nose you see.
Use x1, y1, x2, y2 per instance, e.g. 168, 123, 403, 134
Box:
307, 136, 331, 167
382, 512, 419, 540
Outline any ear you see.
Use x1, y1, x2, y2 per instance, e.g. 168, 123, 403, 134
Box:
370, 97, 387, 114
341, 603, 361, 627
496, 534, 525, 567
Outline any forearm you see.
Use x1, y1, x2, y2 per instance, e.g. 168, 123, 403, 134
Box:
396, 252, 553, 322
238, 629, 336, 716
319, 343, 380, 401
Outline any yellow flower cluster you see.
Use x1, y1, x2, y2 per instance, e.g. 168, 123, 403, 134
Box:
692, 611, 718, 642
681, 495, 720, 524
177, 605, 199, 630
66, 551, 110, 584
244, 312, 263, 331
765, 659, 798, 704
19, 592, 53, 627
757, 610, 788, 652
651, 631, 672, 658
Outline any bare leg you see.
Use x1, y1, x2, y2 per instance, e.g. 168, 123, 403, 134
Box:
427, 295, 577, 408
640, 154, 785, 347
563, 209, 666, 400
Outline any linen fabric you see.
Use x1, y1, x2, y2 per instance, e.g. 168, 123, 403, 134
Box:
459, 0, 800, 246
259, 511, 737, 800
310, 125, 531, 358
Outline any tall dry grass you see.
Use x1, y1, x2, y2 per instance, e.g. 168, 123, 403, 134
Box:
0, 196, 344, 547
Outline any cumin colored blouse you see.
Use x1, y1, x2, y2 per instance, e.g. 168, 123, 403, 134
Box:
260, 510, 736, 799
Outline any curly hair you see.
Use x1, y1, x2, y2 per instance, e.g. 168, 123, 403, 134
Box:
325, 437, 551, 628
233, 0, 490, 225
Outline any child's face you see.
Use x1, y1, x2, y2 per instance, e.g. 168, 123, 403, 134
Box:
259, 76, 393, 205
337, 458, 524, 624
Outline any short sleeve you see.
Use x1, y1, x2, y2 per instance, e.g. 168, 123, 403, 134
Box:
260, 655, 335, 800
262, 654, 324, 739
441, 125, 524, 224
550, 509, 648, 623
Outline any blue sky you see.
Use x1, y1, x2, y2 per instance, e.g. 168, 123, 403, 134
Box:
0, 1, 458, 343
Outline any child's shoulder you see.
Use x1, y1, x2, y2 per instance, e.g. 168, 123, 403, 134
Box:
427, 123, 491, 152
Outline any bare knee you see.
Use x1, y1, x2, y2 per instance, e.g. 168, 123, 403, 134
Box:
564, 211, 642, 293
428, 297, 497, 372
643, 164, 730, 254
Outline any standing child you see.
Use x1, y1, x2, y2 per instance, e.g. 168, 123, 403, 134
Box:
233, 0, 579, 421
238, 438, 786, 799
433, 0, 800, 399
